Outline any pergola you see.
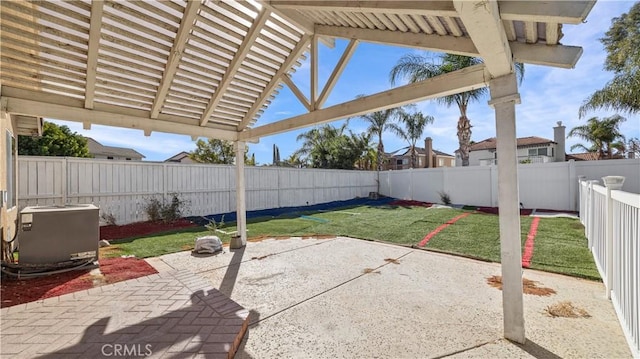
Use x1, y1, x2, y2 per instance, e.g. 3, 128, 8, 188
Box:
0, 0, 595, 343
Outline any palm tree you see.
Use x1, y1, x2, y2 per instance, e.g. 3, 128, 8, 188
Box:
294, 124, 345, 168
390, 53, 524, 166
357, 107, 403, 171
579, 75, 640, 117
351, 132, 377, 170
579, 3, 640, 117
568, 115, 627, 159
389, 111, 435, 168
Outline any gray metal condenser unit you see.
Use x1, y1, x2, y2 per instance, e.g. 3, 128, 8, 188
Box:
19, 204, 99, 265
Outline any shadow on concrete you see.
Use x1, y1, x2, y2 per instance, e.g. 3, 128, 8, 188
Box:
218, 246, 245, 297
514, 339, 563, 359
35, 287, 249, 359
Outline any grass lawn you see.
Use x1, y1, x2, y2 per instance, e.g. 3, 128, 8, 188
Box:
102, 205, 599, 280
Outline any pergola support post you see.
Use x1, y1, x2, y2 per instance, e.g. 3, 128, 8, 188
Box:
232, 141, 247, 249
489, 73, 525, 344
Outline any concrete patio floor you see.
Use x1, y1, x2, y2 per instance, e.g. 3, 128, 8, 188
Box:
158, 236, 631, 358
0, 236, 631, 358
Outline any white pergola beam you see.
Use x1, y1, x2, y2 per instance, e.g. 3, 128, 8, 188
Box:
84, 0, 103, 110
315, 24, 477, 57
454, 0, 513, 77
200, 8, 271, 127
310, 35, 318, 110
150, 0, 200, 119
500, 1, 595, 25
281, 75, 311, 111
3, 95, 238, 141
511, 42, 582, 69
269, 1, 458, 17
238, 35, 311, 130
317, 38, 358, 108
315, 24, 581, 69
239, 64, 489, 141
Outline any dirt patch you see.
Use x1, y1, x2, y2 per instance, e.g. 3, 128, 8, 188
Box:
487, 275, 556, 296
389, 200, 433, 208
1, 258, 157, 308
100, 219, 197, 241
99, 246, 124, 258
545, 301, 591, 318
363, 268, 381, 274
251, 255, 270, 260
384, 258, 400, 264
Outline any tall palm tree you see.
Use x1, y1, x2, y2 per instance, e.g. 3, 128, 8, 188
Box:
390, 53, 524, 166
389, 111, 435, 168
568, 115, 627, 159
358, 107, 403, 171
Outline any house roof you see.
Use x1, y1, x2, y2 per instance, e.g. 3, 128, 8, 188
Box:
0, 1, 595, 143
566, 152, 624, 161
85, 137, 145, 159
165, 151, 191, 162
469, 136, 555, 151
398, 147, 454, 158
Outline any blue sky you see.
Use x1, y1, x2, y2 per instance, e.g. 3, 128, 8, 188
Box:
52, 1, 639, 164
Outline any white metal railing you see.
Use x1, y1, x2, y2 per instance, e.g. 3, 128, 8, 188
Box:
579, 176, 639, 358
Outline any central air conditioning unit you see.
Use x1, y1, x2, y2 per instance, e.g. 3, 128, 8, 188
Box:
19, 204, 99, 265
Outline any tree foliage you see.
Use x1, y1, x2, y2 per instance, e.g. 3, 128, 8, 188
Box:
18, 122, 91, 157
294, 123, 371, 169
389, 111, 435, 168
357, 106, 403, 171
580, 3, 640, 116
389, 53, 524, 166
189, 139, 254, 165
568, 115, 627, 159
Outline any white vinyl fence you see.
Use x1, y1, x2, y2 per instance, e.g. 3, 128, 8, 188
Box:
580, 177, 640, 358
18, 156, 377, 225
379, 159, 640, 211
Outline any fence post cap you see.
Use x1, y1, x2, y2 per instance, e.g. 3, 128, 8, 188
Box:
602, 176, 625, 190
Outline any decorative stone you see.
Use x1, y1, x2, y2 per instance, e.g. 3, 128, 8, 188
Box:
99, 239, 110, 248
194, 236, 222, 254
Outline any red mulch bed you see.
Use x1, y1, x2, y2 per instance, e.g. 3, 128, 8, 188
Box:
100, 218, 197, 241
389, 200, 433, 208
0, 257, 157, 308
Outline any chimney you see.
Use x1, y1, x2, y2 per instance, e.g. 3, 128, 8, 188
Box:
425, 137, 433, 168
553, 121, 566, 162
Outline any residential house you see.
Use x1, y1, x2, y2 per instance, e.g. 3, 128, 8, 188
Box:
386, 137, 455, 170
459, 123, 566, 166
85, 137, 145, 161
165, 151, 196, 164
